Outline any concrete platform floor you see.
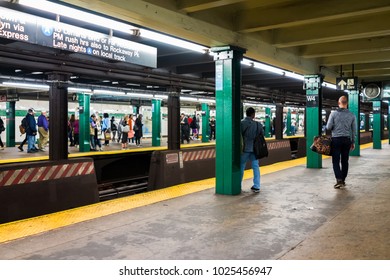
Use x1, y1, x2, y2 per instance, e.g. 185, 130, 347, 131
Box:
0, 142, 389, 260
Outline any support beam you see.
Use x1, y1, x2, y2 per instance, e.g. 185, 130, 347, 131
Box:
372, 101, 382, 149
304, 75, 323, 168
48, 72, 70, 161
78, 93, 91, 152
212, 45, 245, 195
5, 101, 15, 148
348, 90, 360, 156
167, 90, 180, 150
152, 99, 161, 146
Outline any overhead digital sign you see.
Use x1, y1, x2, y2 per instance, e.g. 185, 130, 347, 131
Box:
0, 7, 157, 68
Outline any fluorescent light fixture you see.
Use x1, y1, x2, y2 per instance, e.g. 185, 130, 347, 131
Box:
243, 102, 261, 107
322, 82, 337, 90
93, 89, 124, 95
241, 59, 254, 67
252, 61, 284, 76
180, 96, 198, 102
2, 82, 49, 90
284, 72, 304, 81
140, 29, 208, 53
68, 87, 92, 93
198, 98, 215, 104
126, 93, 154, 98
154, 94, 168, 99
19, 0, 135, 33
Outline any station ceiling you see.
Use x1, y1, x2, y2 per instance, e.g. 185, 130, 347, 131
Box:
1, 0, 389, 112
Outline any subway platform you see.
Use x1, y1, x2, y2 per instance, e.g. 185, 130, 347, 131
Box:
0, 141, 389, 260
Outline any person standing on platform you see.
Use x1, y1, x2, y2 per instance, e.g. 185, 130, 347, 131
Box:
37, 110, 49, 151
326, 95, 357, 189
120, 115, 129, 150
240, 107, 264, 193
180, 113, 190, 144
134, 114, 143, 147
102, 112, 110, 146
25, 108, 38, 153
73, 117, 80, 148
0, 117, 5, 150
209, 116, 216, 140
110, 116, 118, 142
68, 114, 75, 146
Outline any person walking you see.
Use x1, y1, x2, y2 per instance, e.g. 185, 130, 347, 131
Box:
240, 107, 264, 193
37, 110, 49, 151
25, 108, 38, 153
326, 95, 357, 189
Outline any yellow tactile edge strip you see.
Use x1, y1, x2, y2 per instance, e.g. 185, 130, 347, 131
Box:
0, 140, 385, 243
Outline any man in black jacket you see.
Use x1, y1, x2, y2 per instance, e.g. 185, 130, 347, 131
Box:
25, 108, 38, 153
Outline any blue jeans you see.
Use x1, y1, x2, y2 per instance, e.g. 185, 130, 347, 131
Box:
240, 152, 260, 189
27, 135, 36, 152
331, 137, 352, 181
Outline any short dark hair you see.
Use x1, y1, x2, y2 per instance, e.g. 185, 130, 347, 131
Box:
246, 107, 255, 117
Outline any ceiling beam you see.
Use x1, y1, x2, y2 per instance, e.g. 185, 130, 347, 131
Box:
237, 0, 390, 33
320, 50, 390, 66
300, 37, 390, 58
178, 0, 247, 13
271, 11, 390, 48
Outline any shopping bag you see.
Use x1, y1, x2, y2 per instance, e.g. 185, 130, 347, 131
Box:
104, 132, 111, 141
310, 135, 332, 155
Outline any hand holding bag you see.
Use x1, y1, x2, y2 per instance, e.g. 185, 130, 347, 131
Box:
310, 135, 332, 155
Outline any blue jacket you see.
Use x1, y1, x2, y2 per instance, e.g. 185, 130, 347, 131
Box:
26, 113, 37, 135
241, 117, 264, 153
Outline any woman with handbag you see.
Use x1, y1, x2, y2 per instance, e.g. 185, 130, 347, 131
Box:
120, 115, 130, 150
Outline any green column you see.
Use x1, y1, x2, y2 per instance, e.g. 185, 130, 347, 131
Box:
78, 93, 91, 152
5, 102, 16, 148
212, 46, 245, 195
304, 75, 323, 168
201, 103, 210, 143
152, 99, 161, 146
373, 101, 382, 149
348, 90, 360, 156
286, 108, 292, 136
265, 107, 271, 138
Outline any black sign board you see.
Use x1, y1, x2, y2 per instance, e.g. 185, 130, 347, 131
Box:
0, 7, 157, 68
336, 77, 358, 91
0, 93, 19, 102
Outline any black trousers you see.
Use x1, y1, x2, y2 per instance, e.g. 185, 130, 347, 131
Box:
331, 137, 352, 181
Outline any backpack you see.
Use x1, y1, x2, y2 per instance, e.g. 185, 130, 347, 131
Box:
111, 121, 117, 131
19, 117, 27, 135
253, 131, 268, 159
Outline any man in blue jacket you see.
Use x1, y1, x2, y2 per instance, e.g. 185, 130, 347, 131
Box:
25, 108, 38, 153
37, 110, 49, 151
241, 107, 264, 193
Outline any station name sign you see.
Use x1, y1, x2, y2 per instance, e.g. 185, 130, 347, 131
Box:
0, 7, 157, 68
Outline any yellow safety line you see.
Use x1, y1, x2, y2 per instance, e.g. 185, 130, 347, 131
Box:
0, 140, 386, 243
